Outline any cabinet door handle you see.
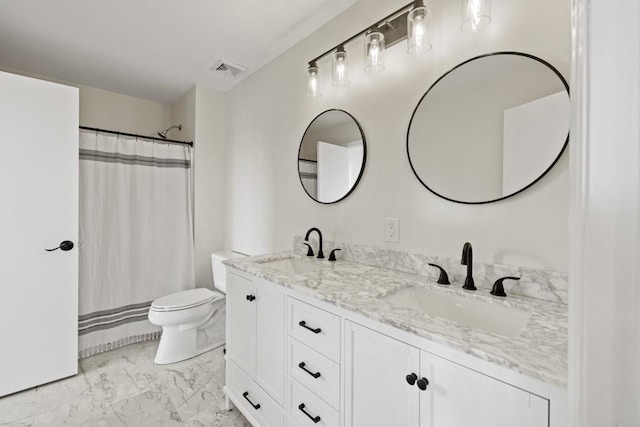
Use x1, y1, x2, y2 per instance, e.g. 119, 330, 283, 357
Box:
298, 362, 321, 379
417, 377, 430, 391
298, 403, 321, 423
298, 320, 321, 334
242, 391, 261, 409
246, 294, 256, 302
406, 373, 417, 385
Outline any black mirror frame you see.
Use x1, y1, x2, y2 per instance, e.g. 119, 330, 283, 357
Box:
297, 109, 367, 205
406, 51, 570, 205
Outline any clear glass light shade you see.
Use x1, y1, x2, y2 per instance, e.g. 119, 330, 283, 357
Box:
461, 0, 491, 32
407, 6, 432, 55
306, 64, 321, 98
364, 30, 385, 73
332, 49, 349, 87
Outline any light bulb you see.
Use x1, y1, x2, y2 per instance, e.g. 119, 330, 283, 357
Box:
407, 2, 431, 55
332, 47, 350, 87
461, 0, 491, 32
365, 30, 385, 73
370, 43, 379, 62
306, 62, 321, 98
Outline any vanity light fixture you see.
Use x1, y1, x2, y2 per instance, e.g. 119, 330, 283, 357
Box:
461, 0, 491, 32
364, 29, 386, 73
407, 0, 432, 55
306, 61, 321, 98
305, 0, 491, 96
332, 46, 350, 87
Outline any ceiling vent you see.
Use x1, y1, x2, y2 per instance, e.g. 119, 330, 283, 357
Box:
211, 59, 248, 78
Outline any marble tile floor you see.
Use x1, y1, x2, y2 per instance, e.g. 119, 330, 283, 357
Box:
0, 341, 250, 426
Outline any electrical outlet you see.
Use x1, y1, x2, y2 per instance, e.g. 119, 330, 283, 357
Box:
385, 218, 399, 242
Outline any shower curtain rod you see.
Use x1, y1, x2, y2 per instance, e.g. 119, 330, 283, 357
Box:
79, 126, 193, 146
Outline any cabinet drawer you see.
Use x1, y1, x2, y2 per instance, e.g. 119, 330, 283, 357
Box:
288, 377, 339, 427
289, 338, 340, 409
227, 360, 284, 427
289, 298, 341, 361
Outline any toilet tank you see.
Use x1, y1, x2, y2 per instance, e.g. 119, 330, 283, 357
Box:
211, 251, 246, 294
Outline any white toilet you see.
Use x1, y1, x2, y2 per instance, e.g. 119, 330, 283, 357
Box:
148, 251, 245, 364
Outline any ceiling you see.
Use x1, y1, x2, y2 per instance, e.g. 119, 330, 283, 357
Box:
0, 0, 358, 104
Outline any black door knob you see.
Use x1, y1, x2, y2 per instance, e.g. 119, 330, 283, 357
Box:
417, 377, 429, 390
406, 373, 417, 385
45, 240, 74, 252
246, 295, 256, 302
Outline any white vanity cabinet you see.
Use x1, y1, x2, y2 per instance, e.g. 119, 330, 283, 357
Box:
344, 322, 549, 427
224, 268, 565, 427
226, 271, 286, 426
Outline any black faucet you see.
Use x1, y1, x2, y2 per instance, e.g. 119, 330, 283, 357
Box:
461, 242, 476, 290
304, 228, 324, 259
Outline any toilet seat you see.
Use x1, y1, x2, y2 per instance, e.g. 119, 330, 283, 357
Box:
151, 288, 223, 313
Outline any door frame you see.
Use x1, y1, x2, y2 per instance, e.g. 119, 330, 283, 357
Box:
569, 0, 640, 425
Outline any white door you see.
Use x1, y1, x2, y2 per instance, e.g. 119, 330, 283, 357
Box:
346, 141, 363, 187
227, 272, 257, 375
317, 141, 349, 202
419, 351, 548, 427
344, 322, 420, 427
0, 71, 79, 396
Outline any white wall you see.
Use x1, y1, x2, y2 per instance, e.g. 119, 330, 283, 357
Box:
172, 86, 227, 289
194, 86, 227, 288
78, 85, 171, 136
171, 86, 196, 142
226, 0, 571, 272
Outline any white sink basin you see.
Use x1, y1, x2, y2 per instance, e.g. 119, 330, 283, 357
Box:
259, 258, 328, 275
381, 286, 530, 338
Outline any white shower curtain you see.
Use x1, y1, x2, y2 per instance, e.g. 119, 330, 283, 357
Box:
78, 130, 195, 357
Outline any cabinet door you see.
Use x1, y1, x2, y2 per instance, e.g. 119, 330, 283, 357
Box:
227, 272, 256, 375
255, 280, 285, 404
344, 322, 420, 427
419, 351, 548, 427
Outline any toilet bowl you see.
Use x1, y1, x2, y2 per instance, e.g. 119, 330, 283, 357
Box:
148, 288, 224, 364
148, 251, 246, 365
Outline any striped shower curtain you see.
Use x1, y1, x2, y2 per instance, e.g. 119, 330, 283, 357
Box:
78, 130, 195, 357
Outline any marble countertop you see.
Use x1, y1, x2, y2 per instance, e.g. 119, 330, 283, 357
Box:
224, 251, 568, 387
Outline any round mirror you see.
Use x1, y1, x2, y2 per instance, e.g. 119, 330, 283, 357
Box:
298, 109, 367, 204
407, 52, 570, 204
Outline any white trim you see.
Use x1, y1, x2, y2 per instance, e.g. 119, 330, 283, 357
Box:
568, 0, 588, 425
569, 0, 640, 425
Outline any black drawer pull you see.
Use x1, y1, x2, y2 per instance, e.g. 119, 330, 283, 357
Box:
246, 294, 256, 302
299, 320, 321, 334
242, 391, 261, 410
298, 403, 321, 423
298, 362, 321, 379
